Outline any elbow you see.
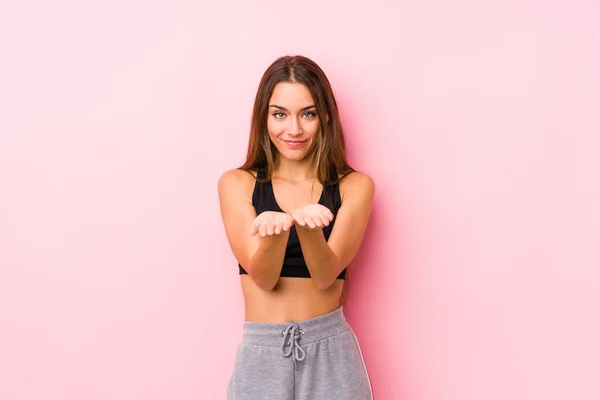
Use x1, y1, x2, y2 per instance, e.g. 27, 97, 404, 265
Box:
313, 280, 334, 291
246, 265, 278, 292
255, 279, 277, 292
312, 274, 338, 291
311, 260, 342, 290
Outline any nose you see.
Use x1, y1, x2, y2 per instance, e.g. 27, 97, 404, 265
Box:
288, 116, 303, 136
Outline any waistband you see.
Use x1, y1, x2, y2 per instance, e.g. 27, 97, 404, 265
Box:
242, 306, 351, 347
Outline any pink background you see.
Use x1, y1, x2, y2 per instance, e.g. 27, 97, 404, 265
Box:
1, 1, 599, 399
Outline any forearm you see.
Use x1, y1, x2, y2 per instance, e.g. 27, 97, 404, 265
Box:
296, 227, 341, 290
247, 232, 289, 291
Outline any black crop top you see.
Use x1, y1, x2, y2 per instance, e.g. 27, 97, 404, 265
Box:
238, 168, 347, 279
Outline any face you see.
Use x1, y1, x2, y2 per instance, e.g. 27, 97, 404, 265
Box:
267, 82, 321, 162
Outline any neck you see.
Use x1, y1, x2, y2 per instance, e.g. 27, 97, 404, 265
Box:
274, 157, 316, 182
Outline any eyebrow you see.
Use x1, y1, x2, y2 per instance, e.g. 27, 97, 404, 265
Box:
269, 104, 316, 112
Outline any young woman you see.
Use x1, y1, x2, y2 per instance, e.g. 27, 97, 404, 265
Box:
218, 55, 374, 399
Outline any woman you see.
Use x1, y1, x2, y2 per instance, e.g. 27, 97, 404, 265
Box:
218, 55, 374, 399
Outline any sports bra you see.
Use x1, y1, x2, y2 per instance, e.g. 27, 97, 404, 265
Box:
238, 168, 347, 279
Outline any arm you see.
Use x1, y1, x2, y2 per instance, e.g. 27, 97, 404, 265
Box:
218, 169, 290, 291
246, 234, 289, 291
295, 227, 338, 289
295, 172, 375, 290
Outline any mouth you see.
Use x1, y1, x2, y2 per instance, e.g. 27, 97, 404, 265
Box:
283, 140, 307, 148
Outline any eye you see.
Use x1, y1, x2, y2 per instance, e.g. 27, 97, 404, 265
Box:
272, 111, 286, 119
303, 111, 317, 118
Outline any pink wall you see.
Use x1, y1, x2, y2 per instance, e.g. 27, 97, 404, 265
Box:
1, 1, 599, 399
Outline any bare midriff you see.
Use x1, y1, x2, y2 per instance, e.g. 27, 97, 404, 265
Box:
241, 275, 344, 323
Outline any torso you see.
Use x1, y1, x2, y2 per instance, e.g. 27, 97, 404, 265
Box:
269, 175, 323, 214
241, 276, 344, 322
241, 169, 346, 323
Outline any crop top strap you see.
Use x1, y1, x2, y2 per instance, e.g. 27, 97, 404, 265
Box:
321, 166, 342, 214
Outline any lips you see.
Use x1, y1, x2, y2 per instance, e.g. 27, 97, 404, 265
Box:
284, 140, 307, 148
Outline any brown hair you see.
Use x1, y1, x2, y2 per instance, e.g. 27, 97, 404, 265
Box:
239, 55, 353, 307
239, 55, 354, 185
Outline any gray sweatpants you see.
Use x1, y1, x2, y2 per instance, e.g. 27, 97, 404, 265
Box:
227, 307, 373, 399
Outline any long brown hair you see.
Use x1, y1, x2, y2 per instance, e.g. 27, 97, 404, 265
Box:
239, 55, 353, 307
239, 55, 354, 185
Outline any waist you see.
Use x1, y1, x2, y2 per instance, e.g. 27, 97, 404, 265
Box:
241, 276, 344, 322
242, 306, 350, 346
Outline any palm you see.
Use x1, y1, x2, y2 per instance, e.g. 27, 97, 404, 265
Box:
250, 211, 294, 237
291, 204, 334, 230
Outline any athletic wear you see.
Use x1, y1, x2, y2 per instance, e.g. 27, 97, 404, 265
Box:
238, 167, 347, 279
227, 307, 373, 399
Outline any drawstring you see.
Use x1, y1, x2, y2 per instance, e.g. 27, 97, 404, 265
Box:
281, 323, 306, 369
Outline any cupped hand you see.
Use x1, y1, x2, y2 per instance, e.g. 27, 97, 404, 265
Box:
250, 211, 295, 237
291, 204, 334, 230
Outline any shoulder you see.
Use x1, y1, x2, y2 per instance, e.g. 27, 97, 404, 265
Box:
218, 168, 257, 185
218, 168, 257, 198
339, 171, 375, 201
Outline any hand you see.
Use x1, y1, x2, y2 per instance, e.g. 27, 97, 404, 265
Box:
291, 204, 334, 231
250, 211, 295, 237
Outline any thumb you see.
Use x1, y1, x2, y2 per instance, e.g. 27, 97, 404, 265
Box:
249, 222, 259, 236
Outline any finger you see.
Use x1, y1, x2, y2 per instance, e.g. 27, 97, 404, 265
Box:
282, 217, 294, 231
259, 222, 267, 237
293, 214, 306, 227
304, 216, 317, 229
250, 216, 264, 235
317, 215, 329, 227
312, 216, 324, 228
266, 222, 275, 236
321, 208, 334, 221
275, 221, 285, 235
320, 215, 332, 226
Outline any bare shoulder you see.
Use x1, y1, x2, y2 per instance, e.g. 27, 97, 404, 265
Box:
339, 171, 375, 201
218, 168, 257, 197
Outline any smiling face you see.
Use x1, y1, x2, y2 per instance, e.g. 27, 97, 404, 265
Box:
267, 82, 321, 163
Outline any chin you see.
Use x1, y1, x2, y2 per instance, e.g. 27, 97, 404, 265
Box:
282, 151, 309, 161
